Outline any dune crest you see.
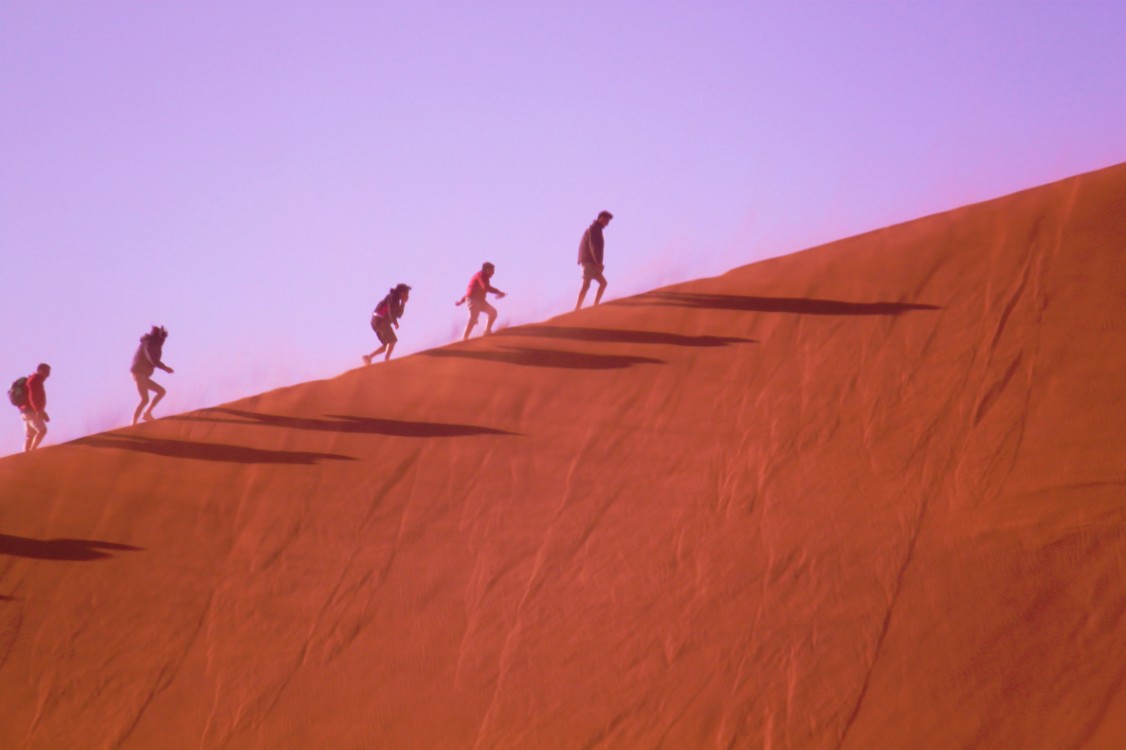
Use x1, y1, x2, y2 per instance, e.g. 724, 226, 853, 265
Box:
2, 163, 1124, 748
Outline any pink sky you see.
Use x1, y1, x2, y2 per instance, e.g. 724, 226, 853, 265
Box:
3, 1, 1124, 453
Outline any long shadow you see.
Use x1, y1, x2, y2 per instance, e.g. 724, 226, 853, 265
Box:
495, 325, 755, 348
0, 533, 142, 562
172, 408, 516, 438
422, 345, 663, 370
74, 434, 355, 465
616, 291, 940, 315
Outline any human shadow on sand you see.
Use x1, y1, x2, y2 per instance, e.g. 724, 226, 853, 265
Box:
495, 325, 755, 348
616, 291, 940, 315
74, 434, 355, 465
171, 408, 516, 438
422, 345, 663, 370
0, 533, 142, 562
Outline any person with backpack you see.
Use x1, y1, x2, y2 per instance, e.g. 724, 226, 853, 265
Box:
575, 210, 613, 311
456, 262, 506, 340
363, 283, 411, 365
131, 326, 174, 425
11, 363, 51, 452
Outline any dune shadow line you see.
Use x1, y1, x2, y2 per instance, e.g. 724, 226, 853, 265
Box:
0, 533, 142, 562
423, 345, 663, 370
617, 291, 941, 315
74, 434, 355, 465
495, 325, 755, 348
172, 408, 516, 437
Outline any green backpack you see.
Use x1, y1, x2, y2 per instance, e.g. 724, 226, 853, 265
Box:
8, 376, 29, 408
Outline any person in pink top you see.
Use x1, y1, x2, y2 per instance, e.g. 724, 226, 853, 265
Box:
363, 283, 411, 364
455, 261, 506, 340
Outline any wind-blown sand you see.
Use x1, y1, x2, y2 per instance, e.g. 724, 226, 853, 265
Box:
2, 164, 1124, 749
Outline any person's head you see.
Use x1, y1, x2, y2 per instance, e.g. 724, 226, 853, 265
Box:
394, 283, 411, 300
36, 363, 51, 379
482, 262, 495, 277
150, 325, 168, 342
597, 210, 613, 228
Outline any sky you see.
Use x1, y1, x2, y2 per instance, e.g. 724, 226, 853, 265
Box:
2, 0, 1124, 454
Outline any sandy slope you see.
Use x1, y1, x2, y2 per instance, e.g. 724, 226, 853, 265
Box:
2, 163, 1124, 749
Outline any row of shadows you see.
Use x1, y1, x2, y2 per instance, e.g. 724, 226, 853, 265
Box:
4, 294, 936, 563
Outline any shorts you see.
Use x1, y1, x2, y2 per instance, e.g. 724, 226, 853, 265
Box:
371, 314, 397, 345
132, 372, 166, 396
22, 411, 46, 438
467, 299, 497, 325
581, 261, 606, 283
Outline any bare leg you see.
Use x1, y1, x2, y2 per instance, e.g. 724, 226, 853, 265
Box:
143, 381, 167, 421
363, 343, 387, 365
484, 306, 498, 336
464, 307, 480, 341
133, 379, 151, 425
593, 278, 607, 305
24, 417, 46, 452
384, 341, 396, 361
575, 279, 591, 311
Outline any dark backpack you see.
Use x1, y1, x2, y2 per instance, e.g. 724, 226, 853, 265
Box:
8, 376, 28, 408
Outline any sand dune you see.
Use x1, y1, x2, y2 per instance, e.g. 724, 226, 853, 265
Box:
2, 163, 1124, 749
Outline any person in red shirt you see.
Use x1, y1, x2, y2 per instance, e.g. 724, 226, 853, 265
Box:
455, 262, 506, 340
20, 363, 51, 452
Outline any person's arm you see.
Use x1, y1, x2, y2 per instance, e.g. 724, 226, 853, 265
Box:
580, 229, 596, 265
148, 344, 174, 373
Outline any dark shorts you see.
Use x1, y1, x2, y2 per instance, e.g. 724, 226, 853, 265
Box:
371, 315, 397, 345
581, 261, 606, 283
132, 372, 165, 394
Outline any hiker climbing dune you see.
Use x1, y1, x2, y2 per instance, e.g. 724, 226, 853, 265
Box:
457, 262, 506, 340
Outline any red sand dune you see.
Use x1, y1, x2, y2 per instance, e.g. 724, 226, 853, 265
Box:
2, 163, 1125, 749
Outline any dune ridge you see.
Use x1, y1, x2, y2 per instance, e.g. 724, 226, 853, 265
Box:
2, 162, 1125, 749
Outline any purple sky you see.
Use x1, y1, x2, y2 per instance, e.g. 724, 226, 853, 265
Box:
3, 1, 1124, 454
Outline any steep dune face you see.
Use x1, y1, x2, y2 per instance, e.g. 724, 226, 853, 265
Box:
2, 164, 1124, 749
